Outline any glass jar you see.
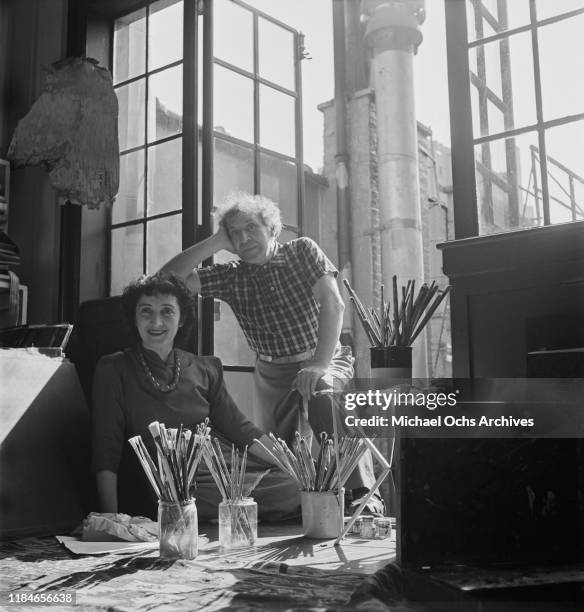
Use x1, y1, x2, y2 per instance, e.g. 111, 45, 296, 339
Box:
158, 498, 198, 560
218, 498, 257, 549
359, 515, 376, 539
374, 517, 392, 539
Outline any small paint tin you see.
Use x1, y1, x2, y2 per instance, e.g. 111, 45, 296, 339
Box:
374, 517, 391, 538
359, 516, 376, 538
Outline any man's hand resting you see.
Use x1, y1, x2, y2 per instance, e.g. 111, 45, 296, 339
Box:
292, 362, 328, 403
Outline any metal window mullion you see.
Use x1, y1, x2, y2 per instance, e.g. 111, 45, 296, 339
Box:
120, 132, 182, 157
112, 209, 183, 230
530, 145, 542, 224
107, 17, 116, 295
213, 57, 297, 97
529, 0, 550, 225
233, 0, 296, 34
467, 8, 584, 48
294, 31, 305, 236
201, 0, 214, 355
253, 12, 260, 195
474, 6, 493, 226
256, 76, 296, 98
143, 2, 151, 273
115, 58, 183, 88
183, 0, 197, 250
533, 7, 584, 29
473, 112, 584, 145
469, 23, 531, 47
445, 0, 479, 238
498, 0, 519, 227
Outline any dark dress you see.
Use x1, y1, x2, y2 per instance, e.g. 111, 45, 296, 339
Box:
91, 347, 299, 520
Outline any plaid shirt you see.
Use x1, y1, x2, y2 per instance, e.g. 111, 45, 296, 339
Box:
198, 237, 337, 357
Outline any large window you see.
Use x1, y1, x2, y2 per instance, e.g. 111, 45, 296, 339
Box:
447, 0, 584, 237
110, 0, 304, 370
110, 0, 184, 295
211, 0, 304, 367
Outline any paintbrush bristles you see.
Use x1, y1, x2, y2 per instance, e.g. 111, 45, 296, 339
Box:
345, 277, 450, 347
202, 439, 251, 502
129, 420, 210, 503
264, 432, 367, 493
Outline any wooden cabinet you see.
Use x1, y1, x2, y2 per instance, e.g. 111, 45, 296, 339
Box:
397, 222, 584, 569
0, 350, 91, 538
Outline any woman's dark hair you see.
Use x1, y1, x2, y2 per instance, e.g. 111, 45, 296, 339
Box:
121, 272, 196, 347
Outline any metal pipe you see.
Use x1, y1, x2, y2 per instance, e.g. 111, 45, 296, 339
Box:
295, 32, 306, 235
332, 0, 351, 272
201, 0, 214, 355
182, 0, 197, 251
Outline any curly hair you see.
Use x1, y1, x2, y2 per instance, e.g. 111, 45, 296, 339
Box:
121, 272, 196, 346
215, 191, 283, 239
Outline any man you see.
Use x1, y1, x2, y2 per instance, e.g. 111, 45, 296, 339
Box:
161, 192, 381, 513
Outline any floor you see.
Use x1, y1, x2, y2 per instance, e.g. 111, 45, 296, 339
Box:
0, 521, 398, 611
198, 520, 396, 575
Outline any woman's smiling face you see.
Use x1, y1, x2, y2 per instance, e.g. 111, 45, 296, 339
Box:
135, 293, 181, 357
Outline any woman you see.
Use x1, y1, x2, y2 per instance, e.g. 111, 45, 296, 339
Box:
91, 272, 298, 520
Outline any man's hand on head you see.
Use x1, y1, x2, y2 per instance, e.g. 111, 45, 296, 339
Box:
292, 362, 328, 403
214, 224, 236, 254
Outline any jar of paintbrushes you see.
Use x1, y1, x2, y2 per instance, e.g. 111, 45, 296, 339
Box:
158, 498, 198, 559
255, 432, 368, 539
343, 276, 450, 380
202, 439, 260, 549
128, 419, 210, 560
218, 498, 257, 549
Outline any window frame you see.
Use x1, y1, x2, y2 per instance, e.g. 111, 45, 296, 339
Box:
445, 0, 584, 238
108, 0, 305, 370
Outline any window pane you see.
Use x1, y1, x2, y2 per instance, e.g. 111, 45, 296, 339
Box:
114, 8, 146, 84
224, 371, 256, 421
536, 0, 584, 21
544, 120, 584, 224
147, 137, 182, 216
148, 65, 183, 142
466, 0, 530, 42
214, 0, 253, 72
214, 301, 255, 366
146, 213, 182, 272
474, 132, 542, 235
259, 85, 295, 157
214, 138, 254, 207
258, 18, 295, 90
117, 79, 146, 151
538, 13, 584, 121
260, 153, 297, 227
214, 66, 254, 143
469, 32, 536, 138
111, 224, 143, 295
113, 150, 144, 224
198, 17, 203, 128
148, 0, 183, 71
280, 227, 298, 243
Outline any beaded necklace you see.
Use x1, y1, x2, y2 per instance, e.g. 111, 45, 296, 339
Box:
137, 347, 181, 393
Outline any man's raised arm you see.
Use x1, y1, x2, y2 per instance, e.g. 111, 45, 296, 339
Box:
160, 227, 234, 292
